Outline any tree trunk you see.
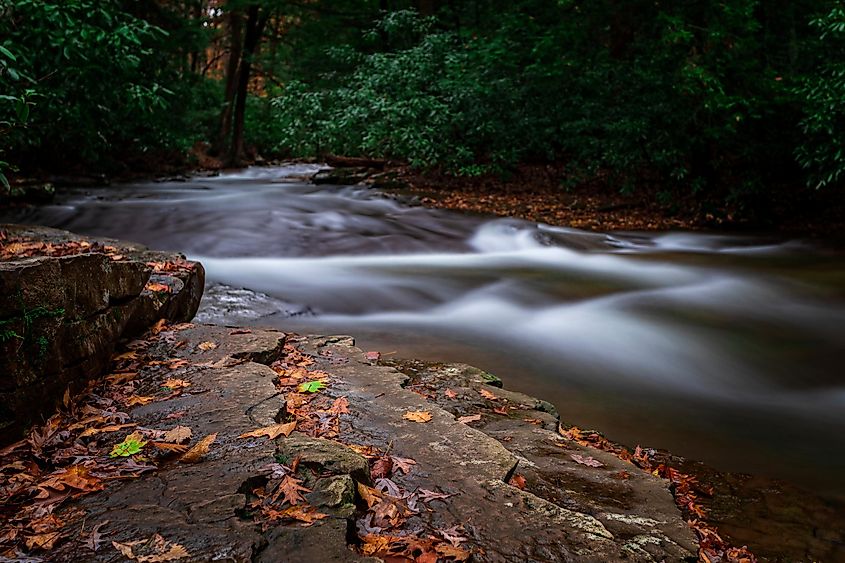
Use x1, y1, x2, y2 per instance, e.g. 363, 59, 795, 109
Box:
227, 4, 269, 167
214, 8, 244, 156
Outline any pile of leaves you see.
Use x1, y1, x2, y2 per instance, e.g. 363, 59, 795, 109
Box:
0, 232, 127, 262
561, 426, 757, 563
0, 320, 212, 559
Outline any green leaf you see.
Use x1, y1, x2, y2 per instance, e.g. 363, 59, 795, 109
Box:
109, 433, 147, 457
0, 172, 9, 191
298, 380, 327, 393
0, 46, 15, 61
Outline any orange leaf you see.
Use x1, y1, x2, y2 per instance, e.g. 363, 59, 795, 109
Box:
179, 433, 217, 463
478, 389, 497, 401
197, 341, 217, 351
457, 414, 481, 424
403, 411, 432, 423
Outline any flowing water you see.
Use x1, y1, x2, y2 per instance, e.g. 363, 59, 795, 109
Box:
4, 165, 845, 501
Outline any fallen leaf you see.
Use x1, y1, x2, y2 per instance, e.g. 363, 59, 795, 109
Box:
570, 454, 605, 468
479, 388, 497, 401
492, 406, 509, 415
161, 426, 192, 444
112, 533, 190, 562
197, 341, 217, 351
106, 372, 137, 384
83, 520, 109, 552
509, 474, 527, 489
438, 524, 468, 547
457, 414, 481, 424
403, 410, 432, 423
145, 282, 172, 293
444, 389, 458, 399
125, 395, 155, 407
297, 380, 326, 393
110, 432, 147, 457
371, 455, 394, 479
149, 319, 168, 335
37, 464, 105, 496
357, 482, 383, 508
523, 418, 544, 425
25, 531, 62, 551
416, 488, 456, 503
113, 351, 138, 362
149, 442, 189, 453
328, 396, 350, 415
229, 328, 252, 335
162, 378, 191, 390
391, 456, 416, 475
239, 421, 296, 440
266, 504, 328, 525
275, 475, 310, 505
365, 351, 381, 361
79, 423, 137, 438
179, 433, 217, 463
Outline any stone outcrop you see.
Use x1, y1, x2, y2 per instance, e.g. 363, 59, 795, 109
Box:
49, 325, 697, 562
0, 224, 204, 442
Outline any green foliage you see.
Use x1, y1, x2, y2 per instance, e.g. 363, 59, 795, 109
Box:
110, 433, 147, 457
794, 6, 845, 189
297, 380, 327, 393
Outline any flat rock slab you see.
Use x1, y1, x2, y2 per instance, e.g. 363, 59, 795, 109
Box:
39, 325, 697, 562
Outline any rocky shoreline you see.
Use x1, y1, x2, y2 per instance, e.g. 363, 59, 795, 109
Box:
2, 224, 843, 562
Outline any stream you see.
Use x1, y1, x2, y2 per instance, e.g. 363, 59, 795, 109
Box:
3, 164, 845, 504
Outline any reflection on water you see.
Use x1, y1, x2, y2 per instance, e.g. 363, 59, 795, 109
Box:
3, 165, 844, 498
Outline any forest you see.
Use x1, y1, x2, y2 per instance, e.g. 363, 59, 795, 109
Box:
1, 0, 844, 215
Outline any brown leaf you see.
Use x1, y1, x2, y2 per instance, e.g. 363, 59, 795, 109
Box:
145, 282, 172, 293
37, 464, 105, 497
25, 531, 63, 551
357, 482, 383, 508
478, 388, 497, 401
197, 341, 217, 351
229, 328, 252, 335
444, 388, 458, 399
371, 455, 394, 480
328, 396, 350, 415
161, 426, 192, 444
275, 475, 310, 506
112, 533, 190, 562
265, 504, 328, 526
492, 406, 510, 415
457, 414, 481, 424
570, 454, 605, 468
78, 423, 137, 438
106, 371, 137, 384
365, 351, 381, 361
125, 395, 156, 407
403, 410, 432, 423
179, 433, 217, 463
149, 319, 168, 336
162, 379, 191, 390
83, 520, 109, 552
391, 456, 416, 475
239, 421, 296, 440
509, 474, 527, 489
149, 442, 189, 453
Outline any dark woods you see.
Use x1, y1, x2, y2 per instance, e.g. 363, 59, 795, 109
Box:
1, 0, 844, 216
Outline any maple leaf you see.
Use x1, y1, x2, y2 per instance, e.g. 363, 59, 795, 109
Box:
112, 533, 190, 562
238, 421, 296, 440
478, 388, 497, 401
25, 531, 62, 551
403, 410, 432, 423
457, 414, 481, 424
36, 464, 105, 498
197, 341, 217, 351
274, 475, 310, 505
509, 474, 527, 489
110, 433, 147, 457
391, 456, 416, 475
179, 433, 217, 463
570, 454, 605, 467
161, 426, 192, 444
298, 380, 326, 393
444, 389, 458, 399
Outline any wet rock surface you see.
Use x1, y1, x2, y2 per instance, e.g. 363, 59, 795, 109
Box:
0, 224, 204, 442
45, 325, 697, 562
